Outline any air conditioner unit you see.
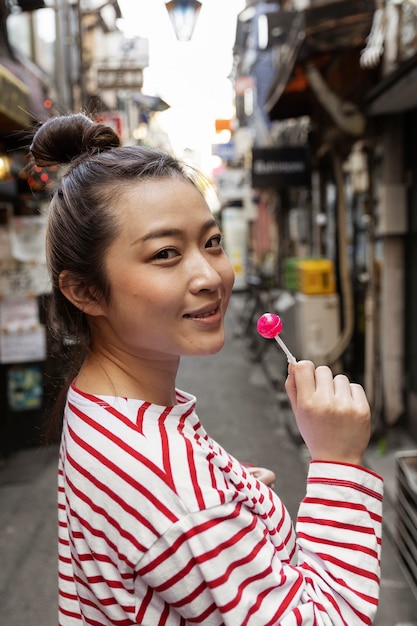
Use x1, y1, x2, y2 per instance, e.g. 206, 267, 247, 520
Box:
276, 292, 340, 365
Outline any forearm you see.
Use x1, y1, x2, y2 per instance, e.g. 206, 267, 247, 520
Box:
137, 477, 383, 625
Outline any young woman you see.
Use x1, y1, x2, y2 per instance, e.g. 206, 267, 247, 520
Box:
30, 113, 383, 625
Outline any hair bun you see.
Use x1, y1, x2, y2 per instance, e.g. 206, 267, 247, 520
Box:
30, 113, 121, 167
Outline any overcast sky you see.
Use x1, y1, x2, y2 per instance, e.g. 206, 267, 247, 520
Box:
118, 0, 245, 168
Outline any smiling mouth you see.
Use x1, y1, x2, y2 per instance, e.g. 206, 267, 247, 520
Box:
184, 306, 219, 319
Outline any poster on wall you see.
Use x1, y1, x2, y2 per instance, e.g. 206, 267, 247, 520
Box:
0, 225, 11, 261
0, 212, 51, 298
7, 364, 43, 411
0, 260, 51, 296
0, 202, 12, 261
10, 215, 47, 263
0, 327, 46, 364
0, 296, 47, 364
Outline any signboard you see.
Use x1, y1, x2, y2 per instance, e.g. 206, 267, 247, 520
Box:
212, 142, 236, 162
251, 147, 311, 188
96, 112, 125, 139
234, 75, 255, 96
97, 66, 143, 90
214, 168, 249, 201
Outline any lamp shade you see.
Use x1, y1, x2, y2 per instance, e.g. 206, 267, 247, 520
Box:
16, 0, 46, 10
165, 0, 202, 42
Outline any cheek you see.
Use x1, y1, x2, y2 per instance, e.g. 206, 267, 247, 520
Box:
117, 270, 167, 299
222, 258, 236, 291
127, 278, 179, 317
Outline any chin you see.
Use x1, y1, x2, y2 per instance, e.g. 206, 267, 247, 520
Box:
188, 337, 225, 357
204, 344, 224, 356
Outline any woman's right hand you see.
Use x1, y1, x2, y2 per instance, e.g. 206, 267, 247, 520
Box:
285, 360, 371, 466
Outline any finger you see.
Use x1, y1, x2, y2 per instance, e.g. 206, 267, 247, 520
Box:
314, 365, 337, 392
349, 382, 371, 411
285, 362, 296, 388
247, 467, 276, 487
249, 467, 274, 479
284, 363, 297, 409
293, 362, 333, 405
292, 360, 316, 389
285, 360, 316, 411
333, 373, 352, 397
258, 469, 276, 487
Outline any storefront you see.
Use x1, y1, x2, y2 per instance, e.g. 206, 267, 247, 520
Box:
0, 58, 58, 456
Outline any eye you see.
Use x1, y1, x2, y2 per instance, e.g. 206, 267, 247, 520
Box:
153, 247, 180, 260
206, 234, 223, 248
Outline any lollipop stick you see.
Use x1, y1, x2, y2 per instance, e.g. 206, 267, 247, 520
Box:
274, 335, 297, 365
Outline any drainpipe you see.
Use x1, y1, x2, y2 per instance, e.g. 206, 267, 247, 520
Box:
363, 151, 383, 426
324, 150, 355, 367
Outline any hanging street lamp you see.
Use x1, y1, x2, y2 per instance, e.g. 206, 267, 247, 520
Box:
164, 0, 202, 42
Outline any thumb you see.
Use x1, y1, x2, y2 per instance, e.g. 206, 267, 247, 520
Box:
284, 363, 297, 412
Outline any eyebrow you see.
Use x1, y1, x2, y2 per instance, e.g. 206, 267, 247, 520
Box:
133, 218, 218, 245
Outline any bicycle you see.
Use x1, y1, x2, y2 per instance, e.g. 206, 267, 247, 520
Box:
231, 273, 304, 445
235, 274, 277, 362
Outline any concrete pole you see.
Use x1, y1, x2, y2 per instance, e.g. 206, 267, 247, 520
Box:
380, 116, 405, 425
54, 0, 73, 111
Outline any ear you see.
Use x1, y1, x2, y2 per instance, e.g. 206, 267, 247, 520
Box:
59, 270, 105, 317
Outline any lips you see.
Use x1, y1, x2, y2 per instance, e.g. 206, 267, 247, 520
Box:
184, 303, 220, 319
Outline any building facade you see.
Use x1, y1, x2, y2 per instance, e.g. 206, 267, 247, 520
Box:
229, 0, 417, 444
0, 0, 146, 455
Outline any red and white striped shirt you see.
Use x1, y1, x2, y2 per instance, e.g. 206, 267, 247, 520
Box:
58, 383, 383, 625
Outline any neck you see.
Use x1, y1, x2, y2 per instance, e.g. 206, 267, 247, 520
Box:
74, 349, 180, 406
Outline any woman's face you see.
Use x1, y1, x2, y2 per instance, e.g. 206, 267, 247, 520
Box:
90, 177, 235, 362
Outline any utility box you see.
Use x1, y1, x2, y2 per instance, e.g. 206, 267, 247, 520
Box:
396, 451, 417, 600
297, 258, 335, 295
283, 257, 303, 292
277, 292, 340, 365
378, 183, 407, 236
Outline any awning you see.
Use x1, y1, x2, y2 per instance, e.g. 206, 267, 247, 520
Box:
134, 93, 171, 112
264, 0, 376, 120
365, 52, 417, 116
264, 11, 307, 117
0, 63, 31, 130
0, 55, 48, 134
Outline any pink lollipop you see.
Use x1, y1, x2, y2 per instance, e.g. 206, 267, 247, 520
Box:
257, 313, 297, 365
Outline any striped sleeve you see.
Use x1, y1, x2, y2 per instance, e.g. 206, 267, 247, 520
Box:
134, 462, 383, 625
295, 461, 382, 624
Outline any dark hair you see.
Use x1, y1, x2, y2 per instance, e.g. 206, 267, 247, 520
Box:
30, 113, 208, 438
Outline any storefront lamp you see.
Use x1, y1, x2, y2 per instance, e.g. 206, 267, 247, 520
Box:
165, 0, 202, 42
0, 155, 12, 180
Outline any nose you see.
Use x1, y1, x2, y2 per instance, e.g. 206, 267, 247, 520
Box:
188, 252, 224, 293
